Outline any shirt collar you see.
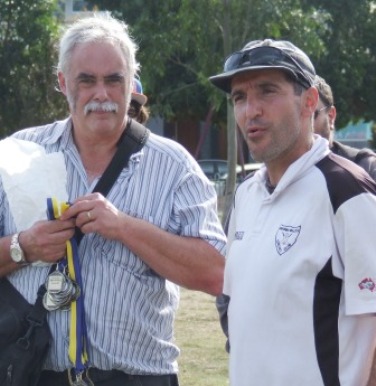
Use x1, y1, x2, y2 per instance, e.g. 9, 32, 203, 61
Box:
38, 117, 74, 150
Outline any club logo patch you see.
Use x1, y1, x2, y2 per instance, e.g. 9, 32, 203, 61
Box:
234, 231, 244, 240
275, 225, 301, 255
358, 278, 376, 292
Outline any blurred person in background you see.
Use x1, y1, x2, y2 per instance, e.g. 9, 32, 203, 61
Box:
128, 77, 150, 124
314, 75, 376, 180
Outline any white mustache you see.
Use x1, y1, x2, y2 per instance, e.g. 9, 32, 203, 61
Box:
84, 101, 119, 115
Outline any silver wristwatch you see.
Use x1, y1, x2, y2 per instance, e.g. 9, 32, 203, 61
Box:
10, 233, 28, 264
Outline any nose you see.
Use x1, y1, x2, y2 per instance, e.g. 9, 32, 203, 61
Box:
93, 80, 110, 101
245, 94, 262, 120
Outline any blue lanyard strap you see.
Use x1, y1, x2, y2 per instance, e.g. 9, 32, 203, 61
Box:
46, 197, 90, 375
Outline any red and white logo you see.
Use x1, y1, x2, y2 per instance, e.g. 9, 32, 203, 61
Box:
358, 278, 376, 292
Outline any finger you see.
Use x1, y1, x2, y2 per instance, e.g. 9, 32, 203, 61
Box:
73, 192, 103, 204
60, 202, 90, 220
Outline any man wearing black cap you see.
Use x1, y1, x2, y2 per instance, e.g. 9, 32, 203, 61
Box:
210, 39, 376, 386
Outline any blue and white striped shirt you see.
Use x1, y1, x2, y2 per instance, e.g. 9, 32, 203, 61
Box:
1, 117, 226, 374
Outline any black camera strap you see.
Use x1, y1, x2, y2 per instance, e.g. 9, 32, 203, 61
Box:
75, 118, 149, 244
92, 118, 149, 197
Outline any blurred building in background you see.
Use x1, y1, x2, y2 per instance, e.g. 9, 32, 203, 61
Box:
335, 120, 375, 150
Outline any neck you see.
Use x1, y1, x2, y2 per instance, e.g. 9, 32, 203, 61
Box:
73, 128, 127, 185
265, 138, 313, 187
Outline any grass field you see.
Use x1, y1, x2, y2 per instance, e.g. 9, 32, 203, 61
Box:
175, 288, 229, 386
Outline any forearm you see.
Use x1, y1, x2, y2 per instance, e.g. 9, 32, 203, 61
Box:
119, 214, 225, 296
61, 193, 226, 295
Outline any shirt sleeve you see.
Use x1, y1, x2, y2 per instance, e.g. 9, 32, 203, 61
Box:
357, 154, 376, 182
334, 192, 376, 315
171, 171, 226, 254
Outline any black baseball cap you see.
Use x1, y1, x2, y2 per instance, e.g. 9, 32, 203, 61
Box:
209, 39, 316, 93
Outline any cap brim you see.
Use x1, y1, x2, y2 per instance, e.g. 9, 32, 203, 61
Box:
209, 65, 302, 94
131, 93, 148, 106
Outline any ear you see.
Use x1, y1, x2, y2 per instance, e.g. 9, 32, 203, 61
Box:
58, 71, 67, 96
328, 105, 337, 129
303, 86, 319, 117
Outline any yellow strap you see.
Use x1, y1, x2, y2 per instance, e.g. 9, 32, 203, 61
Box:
66, 240, 78, 364
50, 199, 88, 367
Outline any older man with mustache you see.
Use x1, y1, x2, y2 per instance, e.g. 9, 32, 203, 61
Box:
0, 13, 225, 386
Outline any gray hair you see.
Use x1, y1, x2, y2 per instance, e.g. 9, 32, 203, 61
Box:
57, 12, 139, 92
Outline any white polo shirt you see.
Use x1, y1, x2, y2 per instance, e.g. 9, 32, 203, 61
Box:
224, 136, 376, 386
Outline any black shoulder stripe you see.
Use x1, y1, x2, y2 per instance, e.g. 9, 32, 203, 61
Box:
316, 153, 376, 213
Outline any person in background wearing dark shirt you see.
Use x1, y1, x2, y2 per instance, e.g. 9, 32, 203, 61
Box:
314, 75, 376, 180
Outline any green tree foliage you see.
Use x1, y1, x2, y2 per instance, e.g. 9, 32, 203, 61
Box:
0, 0, 66, 137
301, 0, 376, 127
88, 0, 375, 128
86, 1, 328, 120
1, 1, 375, 134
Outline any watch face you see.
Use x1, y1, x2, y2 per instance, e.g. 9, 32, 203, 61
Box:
11, 246, 23, 263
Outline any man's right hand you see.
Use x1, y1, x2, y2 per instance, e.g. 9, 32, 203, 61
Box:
16, 218, 76, 264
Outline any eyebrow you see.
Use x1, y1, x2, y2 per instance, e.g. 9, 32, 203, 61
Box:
230, 89, 243, 99
76, 73, 95, 81
104, 73, 125, 81
75, 72, 125, 81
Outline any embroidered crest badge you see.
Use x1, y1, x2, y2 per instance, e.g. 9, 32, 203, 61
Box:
275, 225, 301, 255
234, 231, 244, 240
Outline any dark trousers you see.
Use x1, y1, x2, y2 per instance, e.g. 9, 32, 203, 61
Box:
37, 369, 179, 386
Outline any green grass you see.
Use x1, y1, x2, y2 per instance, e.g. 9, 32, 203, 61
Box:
175, 288, 229, 386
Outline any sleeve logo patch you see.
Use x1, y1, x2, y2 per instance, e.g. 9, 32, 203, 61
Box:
358, 278, 376, 292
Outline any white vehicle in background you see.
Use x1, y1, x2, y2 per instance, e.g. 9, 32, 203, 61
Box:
198, 159, 262, 195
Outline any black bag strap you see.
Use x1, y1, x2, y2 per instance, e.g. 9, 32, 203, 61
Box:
75, 118, 149, 244
92, 118, 149, 196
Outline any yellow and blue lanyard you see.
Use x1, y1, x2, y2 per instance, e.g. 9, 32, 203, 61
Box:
46, 197, 90, 376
